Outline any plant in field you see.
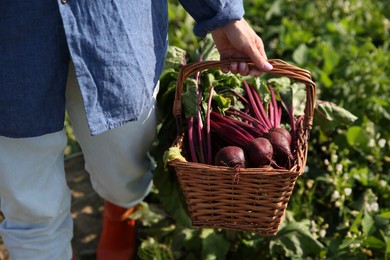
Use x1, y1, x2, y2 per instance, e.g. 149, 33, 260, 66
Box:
145, 35, 365, 259
132, 1, 390, 259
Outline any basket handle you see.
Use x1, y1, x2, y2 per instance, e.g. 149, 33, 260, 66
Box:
173, 58, 316, 131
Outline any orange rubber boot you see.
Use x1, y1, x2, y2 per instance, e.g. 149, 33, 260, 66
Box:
96, 201, 136, 260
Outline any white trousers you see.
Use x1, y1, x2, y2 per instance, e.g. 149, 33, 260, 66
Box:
0, 64, 157, 259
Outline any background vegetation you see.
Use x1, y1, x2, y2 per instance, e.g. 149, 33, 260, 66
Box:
66, 0, 390, 259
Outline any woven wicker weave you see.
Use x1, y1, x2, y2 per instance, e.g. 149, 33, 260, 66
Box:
169, 59, 316, 236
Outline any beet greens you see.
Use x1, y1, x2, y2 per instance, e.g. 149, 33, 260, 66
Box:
182, 70, 299, 170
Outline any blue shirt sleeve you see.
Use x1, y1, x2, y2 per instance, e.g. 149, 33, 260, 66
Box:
179, 0, 245, 37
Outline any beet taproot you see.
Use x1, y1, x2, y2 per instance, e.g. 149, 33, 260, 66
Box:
214, 146, 247, 168
264, 130, 293, 167
246, 137, 273, 167
269, 127, 292, 145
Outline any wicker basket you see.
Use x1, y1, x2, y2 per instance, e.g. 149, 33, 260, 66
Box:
169, 59, 316, 236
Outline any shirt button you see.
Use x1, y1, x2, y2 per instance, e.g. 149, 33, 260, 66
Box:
61, 0, 67, 4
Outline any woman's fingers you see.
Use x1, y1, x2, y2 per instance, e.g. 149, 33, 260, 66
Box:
238, 62, 249, 75
226, 62, 262, 77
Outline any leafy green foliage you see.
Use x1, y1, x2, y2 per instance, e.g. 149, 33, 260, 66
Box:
141, 0, 390, 259
63, 0, 389, 258
149, 41, 361, 259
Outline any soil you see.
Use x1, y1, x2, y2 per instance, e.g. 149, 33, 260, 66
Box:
0, 155, 105, 260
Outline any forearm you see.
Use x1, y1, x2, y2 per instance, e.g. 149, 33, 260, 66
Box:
179, 0, 244, 37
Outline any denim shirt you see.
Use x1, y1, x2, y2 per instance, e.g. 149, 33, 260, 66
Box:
0, 0, 244, 138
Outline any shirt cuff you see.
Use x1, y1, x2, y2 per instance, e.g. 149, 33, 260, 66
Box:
180, 0, 245, 38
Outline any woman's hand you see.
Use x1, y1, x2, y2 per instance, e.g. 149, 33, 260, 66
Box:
211, 19, 272, 76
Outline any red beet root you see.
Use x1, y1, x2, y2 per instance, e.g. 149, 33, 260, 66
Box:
215, 146, 247, 168
246, 137, 273, 167
264, 130, 293, 168
269, 127, 292, 145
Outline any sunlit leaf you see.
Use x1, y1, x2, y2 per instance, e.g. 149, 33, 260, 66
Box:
378, 211, 390, 219
314, 100, 358, 132
321, 42, 340, 74
182, 80, 198, 118
200, 230, 231, 260
364, 236, 386, 250
293, 43, 309, 65
345, 126, 370, 148
164, 46, 186, 69
362, 210, 376, 235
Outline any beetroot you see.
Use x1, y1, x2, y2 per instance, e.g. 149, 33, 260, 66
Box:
246, 137, 273, 167
215, 146, 247, 168
269, 127, 292, 145
264, 130, 293, 167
